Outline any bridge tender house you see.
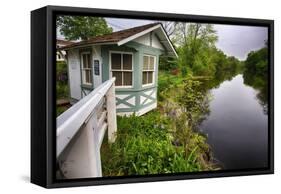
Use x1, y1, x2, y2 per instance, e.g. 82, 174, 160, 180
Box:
61, 23, 178, 116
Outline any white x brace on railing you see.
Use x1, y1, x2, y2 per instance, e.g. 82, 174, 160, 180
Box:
56, 78, 117, 179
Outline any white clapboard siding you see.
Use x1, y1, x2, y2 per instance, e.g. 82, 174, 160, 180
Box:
57, 78, 117, 179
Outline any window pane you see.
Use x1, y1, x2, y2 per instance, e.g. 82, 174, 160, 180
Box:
87, 54, 91, 68
84, 70, 91, 83
143, 56, 149, 70
88, 70, 92, 83
149, 56, 155, 70
123, 54, 132, 70
147, 72, 153, 84
111, 53, 121, 69
82, 54, 87, 68
142, 72, 147, 84
112, 71, 122, 86
123, 72, 132, 86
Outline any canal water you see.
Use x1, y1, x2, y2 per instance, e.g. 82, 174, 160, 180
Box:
199, 74, 268, 170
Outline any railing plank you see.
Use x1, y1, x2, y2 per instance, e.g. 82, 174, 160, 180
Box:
57, 78, 115, 157
97, 111, 107, 129
57, 82, 106, 127
57, 77, 117, 178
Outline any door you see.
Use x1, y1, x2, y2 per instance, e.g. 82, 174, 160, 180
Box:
93, 59, 102, 88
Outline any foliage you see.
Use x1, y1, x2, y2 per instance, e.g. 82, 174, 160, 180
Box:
169, 23, 242, 78
173, 23, 218, 76
244, 47, 268, 76
56, 61, 69, 99
100, 110, 216, 176
243, 46, 268, 113
157, 71, 184, 102
56, 61, 70, 116
57, 16, 113, 40
178, 79, 210, 129
159, 55, 178, 71
172, 114, 212, 169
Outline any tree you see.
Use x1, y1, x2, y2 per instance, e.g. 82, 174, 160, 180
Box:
244, 47, 268, 76
161, 21, 178, 36
158, 22, 179, 72
174, 23, 218, 76
243, 45, 268, 114
57, 16, 113, 40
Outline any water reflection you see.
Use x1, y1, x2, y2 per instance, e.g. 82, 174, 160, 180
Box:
243, 72, 268, 114
199, 74, 268, 170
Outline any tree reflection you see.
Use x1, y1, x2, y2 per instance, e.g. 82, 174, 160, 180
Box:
243, 46, 268, 114
243, 72, 268, 114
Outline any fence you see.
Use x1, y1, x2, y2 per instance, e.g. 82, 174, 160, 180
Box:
56, 78, 117, 179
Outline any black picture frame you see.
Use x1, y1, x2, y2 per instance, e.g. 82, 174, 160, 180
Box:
31, 5, 274, 188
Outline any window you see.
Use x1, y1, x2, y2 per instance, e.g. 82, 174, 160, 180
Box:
142, 55, 155, 86
81, 52, 92, 85
110, 52, 133, 87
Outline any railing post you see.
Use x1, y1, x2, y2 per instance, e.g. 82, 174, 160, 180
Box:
106, 82, 117, 143
91, 112, 102, 177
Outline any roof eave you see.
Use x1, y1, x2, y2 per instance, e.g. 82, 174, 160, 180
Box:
117, 24, 178, 58
117, 24, 162, 46
60, 42, 118, 50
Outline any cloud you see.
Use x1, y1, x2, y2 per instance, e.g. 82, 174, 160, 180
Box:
214, 24, 268, 60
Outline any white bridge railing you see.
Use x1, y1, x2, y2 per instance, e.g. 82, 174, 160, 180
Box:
57, 78, 117, 179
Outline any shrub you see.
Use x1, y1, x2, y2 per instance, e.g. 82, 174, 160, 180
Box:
100, 111, 202, 176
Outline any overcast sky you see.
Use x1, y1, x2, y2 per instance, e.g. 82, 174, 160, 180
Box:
105, 18, 268, 60
57, 17, 268, 61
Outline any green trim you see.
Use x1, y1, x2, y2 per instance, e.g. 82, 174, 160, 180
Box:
115, 87, 157, 114
81, 84, 93, 90
116, 93, 135, 106
100, 41, 162, 115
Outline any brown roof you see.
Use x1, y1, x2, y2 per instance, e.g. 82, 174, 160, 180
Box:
61, 22, 161, 49
56, 39, 74, 46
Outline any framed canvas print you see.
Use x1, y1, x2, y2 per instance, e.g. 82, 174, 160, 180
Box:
31, 5, 274, 188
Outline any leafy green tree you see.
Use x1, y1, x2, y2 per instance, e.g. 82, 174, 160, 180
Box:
244, 47, 268, 76
173, 23, 218, 76
243, 45, 268, 113
57, 16, 113, 40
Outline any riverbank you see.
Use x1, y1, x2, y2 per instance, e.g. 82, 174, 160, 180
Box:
100, 71, 220, 176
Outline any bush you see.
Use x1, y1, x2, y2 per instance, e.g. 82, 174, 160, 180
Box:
100, 111, 203, 176
56, 61, 69, 99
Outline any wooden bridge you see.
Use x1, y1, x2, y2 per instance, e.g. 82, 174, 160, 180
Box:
56, 78, 117, 179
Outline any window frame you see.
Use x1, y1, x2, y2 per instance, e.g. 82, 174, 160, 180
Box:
80, 51, 93, 86
109, 51, 134, 88
142, 54, 156, 87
